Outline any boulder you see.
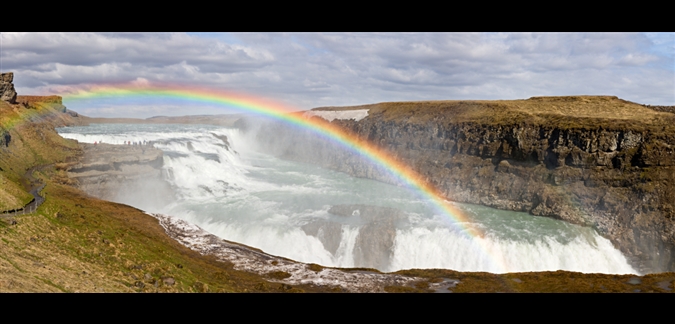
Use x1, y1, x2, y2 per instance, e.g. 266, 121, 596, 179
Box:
1, 72, 17, 104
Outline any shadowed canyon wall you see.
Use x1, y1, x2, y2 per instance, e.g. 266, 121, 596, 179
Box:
238, 97, 675, 274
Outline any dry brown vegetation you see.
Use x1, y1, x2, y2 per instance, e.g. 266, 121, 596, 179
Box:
314, 96, 675, 134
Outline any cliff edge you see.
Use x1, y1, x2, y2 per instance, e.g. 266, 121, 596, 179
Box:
242, 96, 675, 274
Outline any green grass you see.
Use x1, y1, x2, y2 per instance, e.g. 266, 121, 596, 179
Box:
0, 254, 26, 273
35, 276, 68, 292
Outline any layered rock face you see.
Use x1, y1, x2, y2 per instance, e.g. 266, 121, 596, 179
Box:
68, 143, 176, 211
0, 73, 17, 104
302, 204, 405, 271
240, 97, 675, 273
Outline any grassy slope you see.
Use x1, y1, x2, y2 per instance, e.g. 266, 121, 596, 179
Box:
2, 96, 675, 292
0, 179, 302, 292
0, 100, 76, 210
1, 99, 329, 292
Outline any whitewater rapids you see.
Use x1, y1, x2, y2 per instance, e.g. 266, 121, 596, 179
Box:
57, 123, 638, 275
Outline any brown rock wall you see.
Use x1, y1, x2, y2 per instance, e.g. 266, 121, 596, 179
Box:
239, 110, 675, 273
1, 72, 17, 104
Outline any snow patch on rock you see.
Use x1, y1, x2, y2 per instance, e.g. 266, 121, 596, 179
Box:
303, 109, 369, 122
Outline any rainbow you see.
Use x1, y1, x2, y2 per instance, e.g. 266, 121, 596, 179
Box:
0, 97, 63, 131
61, 82, 507, 272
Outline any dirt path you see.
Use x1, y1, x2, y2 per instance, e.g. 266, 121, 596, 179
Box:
1, 165, 49, 217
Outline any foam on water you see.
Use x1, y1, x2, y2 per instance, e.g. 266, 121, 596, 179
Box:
57, 123, 639, 275
332, 226, 361, 267
389, 225, 636, 274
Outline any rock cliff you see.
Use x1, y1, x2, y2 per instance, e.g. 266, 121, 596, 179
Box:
0, 73, 83, 212
67, 143, 175, 211
238, 96, 675, 274
1, 73, 17, 104
302, 204, 405, 271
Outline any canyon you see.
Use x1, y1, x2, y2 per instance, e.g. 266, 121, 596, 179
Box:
3, 71, 675, 291
239, 97, 675, 274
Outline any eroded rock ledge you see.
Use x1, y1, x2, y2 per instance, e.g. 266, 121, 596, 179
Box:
302, 204, 405, 271
68, 143, 175, 209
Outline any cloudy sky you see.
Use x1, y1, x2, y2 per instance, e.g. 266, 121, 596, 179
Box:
1, 32, 673, 118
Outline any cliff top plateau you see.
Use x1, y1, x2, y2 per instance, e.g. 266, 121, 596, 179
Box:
313, 96, 675, 133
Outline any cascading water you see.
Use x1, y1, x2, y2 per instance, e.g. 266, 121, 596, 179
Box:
57, 123, 638, 275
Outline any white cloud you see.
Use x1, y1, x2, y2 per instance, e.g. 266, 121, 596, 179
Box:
1, 32, 672, 118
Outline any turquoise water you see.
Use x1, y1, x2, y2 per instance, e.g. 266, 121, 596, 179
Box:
57, 123, 637, 274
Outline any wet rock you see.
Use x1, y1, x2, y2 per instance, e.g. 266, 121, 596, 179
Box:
301, 221, 342, 255
656, 280, 672, 291
429, 278, 460, 293
152, 213, 423, 292
627, 277, 642, 285
336, 204, 404, 271
353, 218, 398, 271
211, 133, 234, 153
302, 204, 406, 270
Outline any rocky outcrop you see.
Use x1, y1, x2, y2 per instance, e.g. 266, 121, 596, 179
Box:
643, 105, 675, 115
0, 72, 77, 126
301, 204, 405, 271
1, 73, 17, 104
68, 143, 176, 211
16, 95, 66, 111
239, 97, 675, 274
